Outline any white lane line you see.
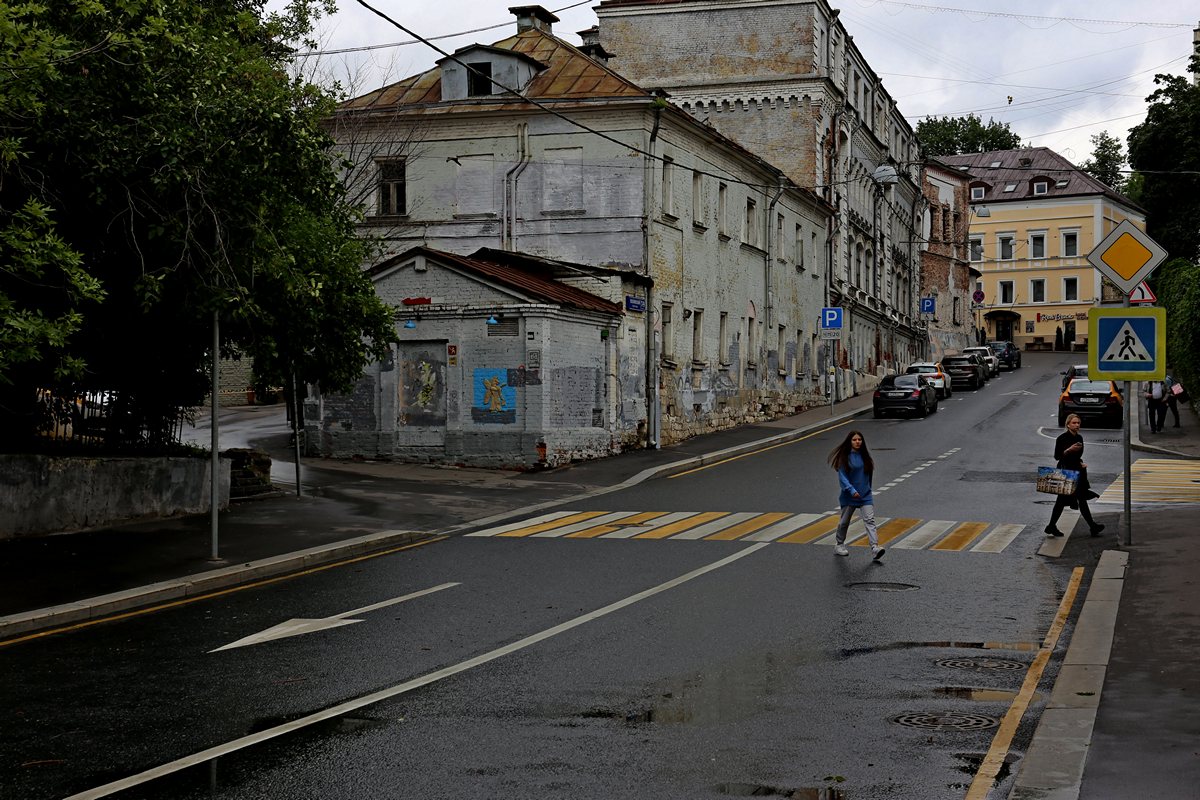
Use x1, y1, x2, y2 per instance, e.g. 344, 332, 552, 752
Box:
67, 544, 770, 800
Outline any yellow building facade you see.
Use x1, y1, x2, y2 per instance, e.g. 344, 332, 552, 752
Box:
952, 148, 1144, 353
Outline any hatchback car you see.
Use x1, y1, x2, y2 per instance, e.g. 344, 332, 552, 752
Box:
904, 361, 952, 399
1060, 363, 1088, 390
873, 373, 938, 418
964, 346, 1000, 377
1059, 378, 1123, 427
988, 340, 1022, 369
942, 354, 985, 390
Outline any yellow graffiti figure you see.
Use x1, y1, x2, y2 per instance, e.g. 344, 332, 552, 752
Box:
482, 375, 507, 412
416, 361, 436, 407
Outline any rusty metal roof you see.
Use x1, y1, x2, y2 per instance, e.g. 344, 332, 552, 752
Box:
951, 147, 1140, 209
339, 29, 649, 113
372, 246, 623, 316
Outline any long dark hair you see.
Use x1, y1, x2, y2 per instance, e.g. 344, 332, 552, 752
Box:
828, 429, 874, 476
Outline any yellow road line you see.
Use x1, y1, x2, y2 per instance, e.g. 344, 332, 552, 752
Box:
851, 517, 920, 547
0, 536, 448, 649
775, 514, 841, 544
634, 512, 728, 539
565, 511, 667, 539
497, 511, 608, 537
931, 521, 989, 551
668, 419, 855, 478
705, 512, 791, 541
966, 567, 1084, 800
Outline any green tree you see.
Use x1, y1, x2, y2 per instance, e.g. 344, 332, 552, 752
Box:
916, 114, 1023, 157
0, 0, 396, 449
1079, 130, 1127, 193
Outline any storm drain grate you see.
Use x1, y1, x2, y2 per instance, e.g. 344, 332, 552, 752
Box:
891, 711, 1000, 731
936, 657, 1026, 671
845, 581, 919, 592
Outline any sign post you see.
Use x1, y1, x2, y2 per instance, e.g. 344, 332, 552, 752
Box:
1086, 223, 1169, 546
820, 307, 843, 415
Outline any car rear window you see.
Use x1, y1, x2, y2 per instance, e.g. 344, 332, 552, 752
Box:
906, 365, 936, 373
943, 356, 970, 365
892, 374, 921, 388
1069, 380, 1111, 392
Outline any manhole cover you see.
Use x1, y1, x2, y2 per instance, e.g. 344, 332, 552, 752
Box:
936, 657, 1026, 671
891, 711, 1000, 731
846, 581, 919, 592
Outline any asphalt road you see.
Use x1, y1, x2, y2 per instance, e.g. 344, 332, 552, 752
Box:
2, 361, 1108, 800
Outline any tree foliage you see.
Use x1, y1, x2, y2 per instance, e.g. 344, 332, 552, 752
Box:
1079, 130, 1127, 193
0, 0, 396, 449
916, 114, 1023, 157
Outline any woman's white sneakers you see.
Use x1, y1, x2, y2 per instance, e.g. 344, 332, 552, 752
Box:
835, 544, 850, 556
872, 546, 886, 561
834, 544, 885, 560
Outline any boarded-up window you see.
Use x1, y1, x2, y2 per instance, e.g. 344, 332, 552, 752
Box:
542, 147, 583, 212
455, 154, 495, 215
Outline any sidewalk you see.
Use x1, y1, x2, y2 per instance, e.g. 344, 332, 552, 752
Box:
2, 384, 1199, 799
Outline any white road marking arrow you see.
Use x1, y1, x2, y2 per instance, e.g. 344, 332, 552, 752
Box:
210, 582, 460, 653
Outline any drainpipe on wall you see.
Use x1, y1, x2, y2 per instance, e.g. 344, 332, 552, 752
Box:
644, 103, 663, 449
502, 123, 531, 251
765, 177, 785, 338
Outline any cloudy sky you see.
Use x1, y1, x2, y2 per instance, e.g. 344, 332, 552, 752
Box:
279, 0, 1198, 166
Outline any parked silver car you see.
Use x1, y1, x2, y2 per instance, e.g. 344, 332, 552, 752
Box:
964, 346, 999, 377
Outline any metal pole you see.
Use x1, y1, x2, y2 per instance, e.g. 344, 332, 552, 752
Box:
1122, 294, 1132, 546
292, 371, 302, 497
210, 310, 220, 560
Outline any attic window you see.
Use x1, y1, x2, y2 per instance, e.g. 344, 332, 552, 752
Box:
970, 186, 985, 201
989, 161, 1002, 168
1056, 179, 1069, 187
1003, 183, 1016, 193
1033, 181, 1049, 195
467, 62, 494, 96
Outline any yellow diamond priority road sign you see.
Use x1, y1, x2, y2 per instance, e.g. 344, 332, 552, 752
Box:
1086, 220, 1168, 295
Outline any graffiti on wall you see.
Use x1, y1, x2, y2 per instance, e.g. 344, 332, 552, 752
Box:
398, 346, 446, 427
472, 368, 517, 424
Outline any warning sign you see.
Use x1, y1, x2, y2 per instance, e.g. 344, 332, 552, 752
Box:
1100, 322, 1151, 362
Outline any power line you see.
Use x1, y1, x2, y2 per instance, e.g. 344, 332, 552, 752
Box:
851, 1, 1191, 30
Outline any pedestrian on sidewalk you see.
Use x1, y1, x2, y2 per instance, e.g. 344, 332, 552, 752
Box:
1164, 370, 1182, 428
1144, 379, 1168, 433
828, 430, 885, 560
1045, 414, 1105, 538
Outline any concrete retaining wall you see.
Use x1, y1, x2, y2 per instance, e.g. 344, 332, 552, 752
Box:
0, 455, 230, 540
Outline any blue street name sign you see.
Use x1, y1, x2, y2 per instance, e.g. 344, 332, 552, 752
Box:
625, 295, 646, 312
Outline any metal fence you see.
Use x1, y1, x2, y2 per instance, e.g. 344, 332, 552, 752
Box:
13, 388, 190, 455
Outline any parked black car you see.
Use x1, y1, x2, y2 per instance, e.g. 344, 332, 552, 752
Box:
1060, 363, 1088, 390
1059, 378, 1123, 427
942, 354, 985, 390
873, 373, 939, 418
988, 340, 1022, 369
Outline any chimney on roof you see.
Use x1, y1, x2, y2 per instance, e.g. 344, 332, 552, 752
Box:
576, 26, 614, 64
510, 5, 558, 34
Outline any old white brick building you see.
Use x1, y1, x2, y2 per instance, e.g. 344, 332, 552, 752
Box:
314, 6, 836, 467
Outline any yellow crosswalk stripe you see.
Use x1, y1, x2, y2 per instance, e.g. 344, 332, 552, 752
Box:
1099, 458, 1200, 505
496, 511, 609, 537
851, 517, 920, 546
634, 512, 729, 539
931, 521, 989, 551
565, 511, 668, 539
704, 512, 791, 541
775, 515, 841, 544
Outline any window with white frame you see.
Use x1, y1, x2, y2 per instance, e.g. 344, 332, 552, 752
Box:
970, 186, 985, 201
1030, 232, 1046, 259
1033, 180, 1049, 195
744, 197, 759, 246
377, 159, 406, 216
1064, 277, 1078, 301
999, 280, 1014, 304
661, 303, 674, 359
1031, 278, 1045, 303
660, 156, 675, 218
691, 308, 703, 362
692, 170, 703, 226
718, 312, 729, 365
969, 236, 983, 262
999, 235, 1014, 261
718, 183, 728, 236
1062, 230, 1079, 257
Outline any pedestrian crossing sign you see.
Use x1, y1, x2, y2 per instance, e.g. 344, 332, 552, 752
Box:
1088, 307, 1165, 380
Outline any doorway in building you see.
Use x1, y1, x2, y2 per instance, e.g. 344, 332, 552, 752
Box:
996, 318, 1014, 342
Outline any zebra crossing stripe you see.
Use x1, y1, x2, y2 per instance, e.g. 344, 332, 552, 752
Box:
600, 512, 699, 539
530, 511, 640, 538
695, 512, 787, 541
467, 511, 577, 536
635, 511, 729, 539
931, 521, 989, 551
495, 510, 609, 537
741, 513, 824, 542
893, 520, 956, 549
775, 514, 841, 544
565, 511, 669, 539
852, 517, 920, 546
972, 523, 1025, 553
815, 516, 891, 546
